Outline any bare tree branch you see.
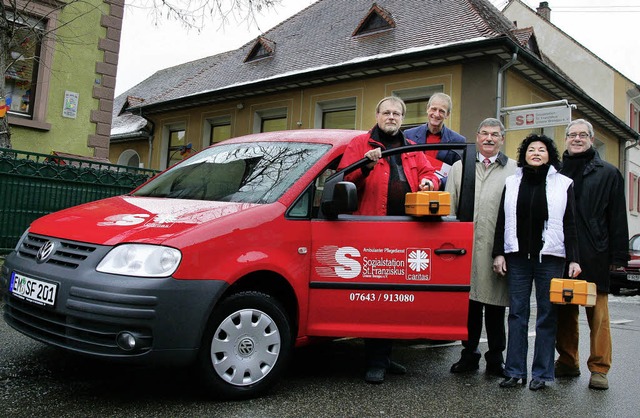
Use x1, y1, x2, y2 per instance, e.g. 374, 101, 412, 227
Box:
1, 0, 282, 148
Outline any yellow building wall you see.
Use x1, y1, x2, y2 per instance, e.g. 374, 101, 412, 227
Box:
138, 65, 464, 170
503, 72, 620, 166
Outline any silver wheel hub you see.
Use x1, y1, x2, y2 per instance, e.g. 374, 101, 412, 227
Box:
210, 308, 281, 386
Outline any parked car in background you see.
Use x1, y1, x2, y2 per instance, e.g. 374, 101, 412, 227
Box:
1, 130, 476, 399
610, 233, 640, 294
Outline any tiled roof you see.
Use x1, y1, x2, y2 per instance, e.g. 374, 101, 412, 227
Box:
114, 0, 517, 116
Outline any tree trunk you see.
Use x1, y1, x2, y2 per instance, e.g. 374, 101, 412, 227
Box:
0, 117, 10, 149
1, 2, 12, 149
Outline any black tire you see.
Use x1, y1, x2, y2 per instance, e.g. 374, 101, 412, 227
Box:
610, 285, 622, 295
197, 291, 292, 400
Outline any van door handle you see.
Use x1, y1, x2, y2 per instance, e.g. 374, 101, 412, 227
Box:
434, 248, 467, 255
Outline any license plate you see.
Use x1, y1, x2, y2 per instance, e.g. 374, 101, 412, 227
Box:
628, 274, 640, 282
9, 272, 58, 307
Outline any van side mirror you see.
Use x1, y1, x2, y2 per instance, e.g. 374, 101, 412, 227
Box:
320, 181, 357, 218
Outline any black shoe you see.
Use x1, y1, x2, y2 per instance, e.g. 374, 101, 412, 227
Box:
450, 359, 480, 373
554, 361, 581, 377
388, 361, 407, 375
499, 377, 526, 388
365, 367, 386, 384
529, 379, 546, 391
485, 363, 506, 377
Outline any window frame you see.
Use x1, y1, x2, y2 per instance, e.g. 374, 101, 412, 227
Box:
5, 0, 61, 131
314, 97, 357, 129
253, 107, 288, 133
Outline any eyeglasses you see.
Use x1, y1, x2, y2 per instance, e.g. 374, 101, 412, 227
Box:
566, 132, 591, 139
380, 111, 403, 118
478, 131, 502, 139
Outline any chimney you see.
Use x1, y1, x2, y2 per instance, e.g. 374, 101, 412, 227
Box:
537, 2, 551, 21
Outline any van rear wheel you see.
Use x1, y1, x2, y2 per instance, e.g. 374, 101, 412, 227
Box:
198, 291, 292, 399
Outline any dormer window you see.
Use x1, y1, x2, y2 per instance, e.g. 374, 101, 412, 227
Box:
245, 36, 276, 62
352, 3, 395, 37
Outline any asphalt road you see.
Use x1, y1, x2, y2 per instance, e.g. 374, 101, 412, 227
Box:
1, 291, 639, 418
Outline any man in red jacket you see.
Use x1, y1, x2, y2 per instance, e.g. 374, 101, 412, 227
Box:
338, 96, 439, 216
338, 96, 439, 383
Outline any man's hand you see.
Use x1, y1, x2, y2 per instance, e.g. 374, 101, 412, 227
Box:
568, 262, 582, 278
364, 148, 382, 168
419, 179, 434, 191
493, 255, 507, 276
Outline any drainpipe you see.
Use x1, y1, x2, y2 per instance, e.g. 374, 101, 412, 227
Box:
137, 107, 154, 169
147, 131, 154, 169
496, 49, 519, 120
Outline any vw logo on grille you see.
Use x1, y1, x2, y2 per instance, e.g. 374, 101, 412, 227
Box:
36, 241, 56, 263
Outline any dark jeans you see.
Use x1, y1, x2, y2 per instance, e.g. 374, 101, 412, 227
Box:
365, 338, 392, 369
460, 299, 506, 366
505, 253, 565, 381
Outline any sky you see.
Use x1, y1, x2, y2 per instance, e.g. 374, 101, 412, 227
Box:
114, 0, 640, 96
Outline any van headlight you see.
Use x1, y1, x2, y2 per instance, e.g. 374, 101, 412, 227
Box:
96, 244, 182, 277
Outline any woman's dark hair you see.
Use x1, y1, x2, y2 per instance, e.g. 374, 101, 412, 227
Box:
516, 133, 561, 168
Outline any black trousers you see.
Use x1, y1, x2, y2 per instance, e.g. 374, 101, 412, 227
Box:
365, 338, 392, 369
460, 299, 506, 366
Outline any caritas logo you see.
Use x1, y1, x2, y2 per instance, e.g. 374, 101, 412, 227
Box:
314, 246, 431, 281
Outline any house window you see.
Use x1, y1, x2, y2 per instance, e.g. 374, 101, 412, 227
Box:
630, 173, 638, 213
403, 99, 428, 128
637, 175, 640, 215
5, 6, 58, 130
209, 117, 231, 145
5, 13, 46, 119
261, 117, 286, 132
315, 97, 356, 129
323, 110, 356, 129
167, 128, 187, 167
117, 149, 141, 168
630, 103, 639, 132
254, 107, 288, 133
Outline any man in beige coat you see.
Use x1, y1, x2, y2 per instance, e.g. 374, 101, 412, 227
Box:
445, 118, 517, 376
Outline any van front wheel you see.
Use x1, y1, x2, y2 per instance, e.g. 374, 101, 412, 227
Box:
198, 291, 292, 399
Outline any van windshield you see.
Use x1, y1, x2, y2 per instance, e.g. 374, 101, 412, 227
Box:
133, 141, 330, 203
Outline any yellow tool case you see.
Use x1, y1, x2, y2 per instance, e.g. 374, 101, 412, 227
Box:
550, 278, 596, 307
405, 191, 451, 216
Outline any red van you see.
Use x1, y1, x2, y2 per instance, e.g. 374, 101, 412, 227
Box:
1, 129, 475, 399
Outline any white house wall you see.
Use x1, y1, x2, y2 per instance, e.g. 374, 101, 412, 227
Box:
503, 1, 615, 112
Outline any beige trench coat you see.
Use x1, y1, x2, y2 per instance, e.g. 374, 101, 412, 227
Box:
446, 152, 517, 306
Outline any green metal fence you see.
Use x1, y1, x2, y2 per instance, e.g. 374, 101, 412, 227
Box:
0, 148, 159, 254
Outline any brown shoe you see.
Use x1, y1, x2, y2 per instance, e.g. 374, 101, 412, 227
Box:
555, 361, 580, 377
589, 372, 609, 390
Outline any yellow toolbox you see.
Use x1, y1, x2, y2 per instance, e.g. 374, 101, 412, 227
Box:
550, 278, 596, 307
405, 191, 451, 216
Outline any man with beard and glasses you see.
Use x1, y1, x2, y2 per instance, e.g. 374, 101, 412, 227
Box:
337, 96, 439, 383
445, 118, 516, 378
555, 119, 629, 390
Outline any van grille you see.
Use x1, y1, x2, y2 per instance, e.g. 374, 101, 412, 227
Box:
18, 234, 96, 269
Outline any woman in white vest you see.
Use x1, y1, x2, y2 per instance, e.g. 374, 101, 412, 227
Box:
492, 134, 581, 391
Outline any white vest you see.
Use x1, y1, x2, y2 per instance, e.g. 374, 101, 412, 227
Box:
503, 166, 573, 260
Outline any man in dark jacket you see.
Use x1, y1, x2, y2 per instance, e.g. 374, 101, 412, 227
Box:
404, 92, 466, 189
555, 118, 629, 390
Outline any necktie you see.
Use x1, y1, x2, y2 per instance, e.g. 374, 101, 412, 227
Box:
483, 158, 491, 169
